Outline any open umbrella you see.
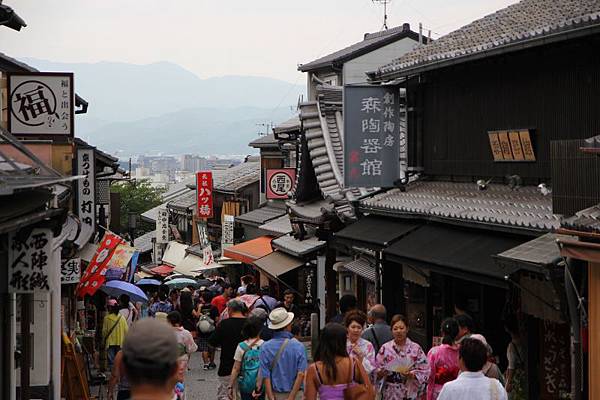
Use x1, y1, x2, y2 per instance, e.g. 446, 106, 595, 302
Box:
100, 280, 148, 303
164, 277, 199, 289
136, 278, 161, 286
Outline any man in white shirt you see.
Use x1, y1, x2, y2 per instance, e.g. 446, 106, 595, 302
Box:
438, 338, 508, 400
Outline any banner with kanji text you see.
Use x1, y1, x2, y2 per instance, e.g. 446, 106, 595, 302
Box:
196, 171, 214, 218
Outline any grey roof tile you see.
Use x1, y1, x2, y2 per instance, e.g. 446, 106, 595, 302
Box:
236, 205, 287, 226
249, 133, 279, 149
272, 235, 326, 257
258, 214, 293, 235
374, 0, 600, 79
299, 24, 420, 72
561, 204, 600, 233
360, 181, 559, 232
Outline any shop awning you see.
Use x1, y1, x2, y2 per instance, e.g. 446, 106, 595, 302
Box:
162, 241, 189, 267
176, 254, 226, 276
150, 264, 175, 276
223, 236, 273, 264
384, 224, 527, 286
335, 216, 420, 249
253, 251, 305, 277
494, 233, 570, 273
342, 258, 375, 282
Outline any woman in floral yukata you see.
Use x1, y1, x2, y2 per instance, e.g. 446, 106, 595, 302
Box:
375, 314, 429, 400
344, 310, 376, 381
426, 318, 460, 400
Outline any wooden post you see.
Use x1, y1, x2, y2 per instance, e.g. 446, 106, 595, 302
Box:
325, 247, 337, 320
20, 294, 31, 400
589, 263, 600, 400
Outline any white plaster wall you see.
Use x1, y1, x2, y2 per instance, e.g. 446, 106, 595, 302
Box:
343, 38, 420, 84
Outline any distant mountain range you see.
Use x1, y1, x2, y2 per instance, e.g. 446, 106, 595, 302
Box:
22, 58, 305, 155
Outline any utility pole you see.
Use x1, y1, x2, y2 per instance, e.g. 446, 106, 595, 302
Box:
372, 0, 392, 30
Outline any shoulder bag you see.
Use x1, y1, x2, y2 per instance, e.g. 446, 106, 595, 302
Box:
344, 356, 375, 400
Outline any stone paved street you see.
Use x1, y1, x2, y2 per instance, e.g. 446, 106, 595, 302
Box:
185, 350, 220, 399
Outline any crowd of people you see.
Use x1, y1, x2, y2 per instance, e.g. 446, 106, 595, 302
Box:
100, 277, 525, 400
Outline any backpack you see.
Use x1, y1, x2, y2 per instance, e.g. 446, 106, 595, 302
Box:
238, 340, 261, 393
197, 313, 215, 333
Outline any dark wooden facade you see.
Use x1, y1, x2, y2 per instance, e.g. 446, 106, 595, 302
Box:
407, 33, 600, 182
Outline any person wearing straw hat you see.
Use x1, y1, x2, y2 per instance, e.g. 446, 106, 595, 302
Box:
257, 307, 307, 400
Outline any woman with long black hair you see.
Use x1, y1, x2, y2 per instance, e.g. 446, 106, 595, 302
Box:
304, 323, 373, 400
426, 318, 460, 400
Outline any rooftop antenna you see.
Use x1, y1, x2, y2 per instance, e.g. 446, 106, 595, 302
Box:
372, 0, 391, 30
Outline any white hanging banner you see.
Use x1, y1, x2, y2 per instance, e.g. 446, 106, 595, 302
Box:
75, 148, 95, 247
8, 228, 54, 293
221, 215, 235, 253
156, 208, 169, 244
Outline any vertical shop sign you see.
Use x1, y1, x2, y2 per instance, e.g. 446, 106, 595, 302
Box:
7, 72, 74, 136
75, 148, 95, 247
61, 258, 81, 284
156, 208, 169, 244
196, 171, 213, 218
344, 85, 400, 188
8, 228, 54, 292
221, 215, 235, 257
202, 245, 215, 267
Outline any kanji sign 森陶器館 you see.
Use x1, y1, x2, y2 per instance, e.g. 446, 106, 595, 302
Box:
266, 169, 295, 199
9, 228, 54, 293
196, 171, 213, 218
344, 85, 400, 188
8, 72, 74, 136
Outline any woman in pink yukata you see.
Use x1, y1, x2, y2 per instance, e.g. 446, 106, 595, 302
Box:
375, 314, 429, 400
426, 318, 460, 400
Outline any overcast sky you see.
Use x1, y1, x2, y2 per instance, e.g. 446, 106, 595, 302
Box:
1, 0, 517, 83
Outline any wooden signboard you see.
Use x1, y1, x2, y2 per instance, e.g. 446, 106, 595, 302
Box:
488, 129, 536, 162
61, 334, 91, 400
539, 321, 570, 399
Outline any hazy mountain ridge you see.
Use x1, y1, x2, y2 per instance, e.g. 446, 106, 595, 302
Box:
20, 58, 304, 155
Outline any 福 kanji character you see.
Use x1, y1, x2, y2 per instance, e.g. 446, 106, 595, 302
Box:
14, 86, 54, 122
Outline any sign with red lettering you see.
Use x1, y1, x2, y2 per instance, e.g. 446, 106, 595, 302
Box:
266, 169, 295, 199
196, 171, 214, 218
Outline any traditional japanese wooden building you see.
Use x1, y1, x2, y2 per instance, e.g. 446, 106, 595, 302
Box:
331, 0, 600, 398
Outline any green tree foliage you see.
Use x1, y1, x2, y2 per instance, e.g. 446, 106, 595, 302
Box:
111, 180, 165, 235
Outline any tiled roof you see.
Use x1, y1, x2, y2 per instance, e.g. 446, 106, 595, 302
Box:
299, 24, 420, 72
373, 0, 600, 79
360, 181, 559, 232
249, 134, 280, 149
561, 204, 600, 233
162, 162, 260, 212
272, 235, 326, 258
259, 214, 293, 235
296, 85, 378, 221
273, 116, 301, 134
134, 230, 155, 253
236, 205, 287, 226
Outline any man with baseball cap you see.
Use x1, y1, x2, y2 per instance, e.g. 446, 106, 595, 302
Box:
257, 307, 307, 400
118, 318, 180, 400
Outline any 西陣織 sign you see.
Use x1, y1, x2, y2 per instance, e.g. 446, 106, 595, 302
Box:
221, 215, 235, 256
156, 208, 169, 244
266, 169, 295, 199
196, 171, 214, 219
61, 258, 81, 284
75, 148, 96, 247
344, 85, 400, 188
9, 228, 54, 293
7, 72, 74, 136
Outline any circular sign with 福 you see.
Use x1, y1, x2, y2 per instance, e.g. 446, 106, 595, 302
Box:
266, 169, 296, 199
